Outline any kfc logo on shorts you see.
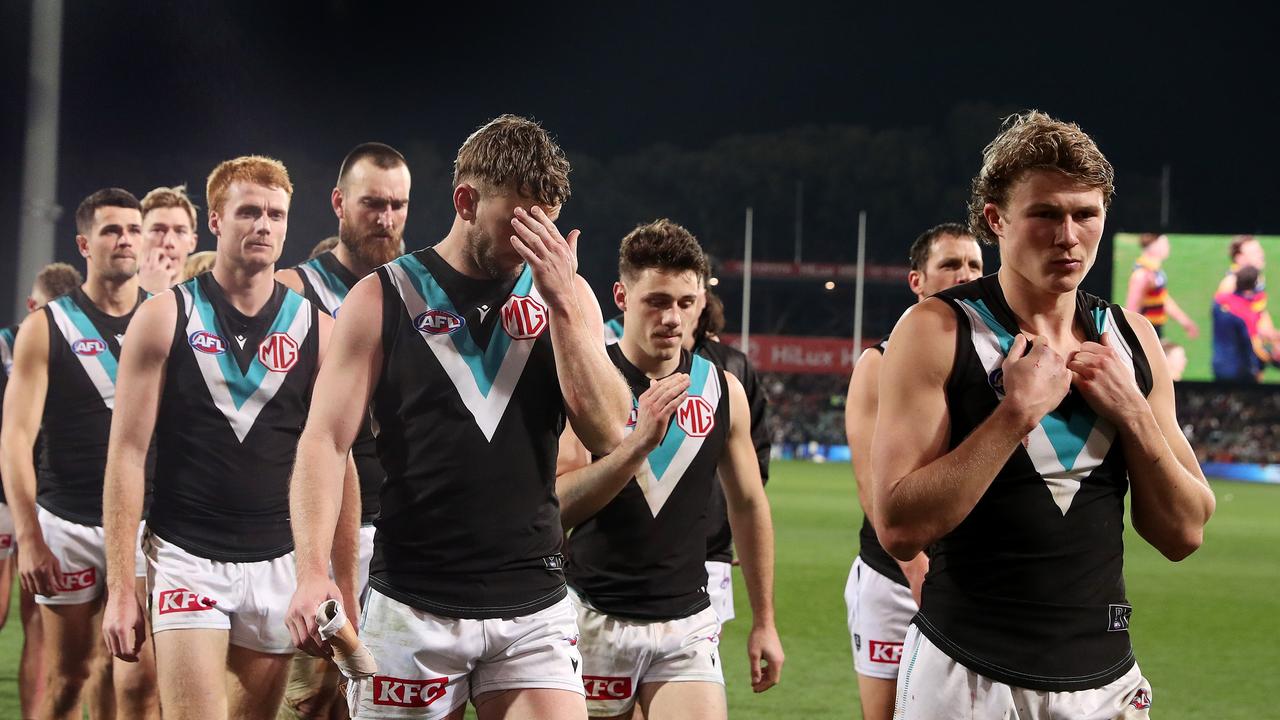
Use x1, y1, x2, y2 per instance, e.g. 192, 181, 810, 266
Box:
675, 396, 715, 437
54, 567, 96, 593
868, 640, 904, 664
158, 588, 218, 614
72, 338, 106, 356
414, 308, 464, 336
372, 676, 448, 708
583, 676, 633, 701
188, 330, 227, 355
258, 332, 299, 372
501, 295, 547, 340
1129, 688, 1152, 710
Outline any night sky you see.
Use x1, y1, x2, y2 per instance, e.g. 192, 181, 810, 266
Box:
2, 1, 1276, 321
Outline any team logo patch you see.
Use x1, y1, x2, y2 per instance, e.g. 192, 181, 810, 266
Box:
626, 402, 638, 427
1108, 604, 1133, 632
72, 338, 106, 356
675, 396, 715, 437
258, 332, 299, 372
188, 330, 227, 355
501, 295, 548, 340
371, 676, 448, 708
54, 568, 96, 593
414, 308, 464, 335
868, 640, 904, 664
158, 588, 218, 614
583, 676, 633, 701
1129, 688, 1152, 710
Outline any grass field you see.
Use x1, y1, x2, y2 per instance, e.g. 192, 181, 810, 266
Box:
1111, 232, 1280, 382
1, 460, 1276, 718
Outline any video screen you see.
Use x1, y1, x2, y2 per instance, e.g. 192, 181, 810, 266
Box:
1112, 233, 1280, 383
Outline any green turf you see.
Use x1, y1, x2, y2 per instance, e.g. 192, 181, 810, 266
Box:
1, 461, 1275, 717
1111, 232, 1280, 382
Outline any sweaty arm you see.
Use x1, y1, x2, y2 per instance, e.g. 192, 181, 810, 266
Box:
0, 312, 56, 596
846, 349, 928, 602
1081, 311, 1214, 560
555, 373, 689, 529
871, 300, 1068, 560
718, 373, 784, 693
102, 293, 176, 660
274, 267, 306, 294
286, 275, 383, 654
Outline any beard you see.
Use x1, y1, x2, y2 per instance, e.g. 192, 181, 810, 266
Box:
339, 220, 404, 268
464, 225, 522, 281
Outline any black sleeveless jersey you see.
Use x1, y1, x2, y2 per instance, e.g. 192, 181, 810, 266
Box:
567, 346, 730, 620
368, 248, 567, 619
292, 250, 383, 525
915, 274, 1153, 691
146, 274, 319, 562
0, 324, 16, 504
38, 288, 148, 526
856, 335, 909, 586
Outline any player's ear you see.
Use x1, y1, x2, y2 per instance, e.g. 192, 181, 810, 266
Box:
331, 186, 345, 220
454, 184, 478, 222
75, 234, 90, 259
613, 281, 627, 313
982, 202, 1004, 241
907, 269, 924, 296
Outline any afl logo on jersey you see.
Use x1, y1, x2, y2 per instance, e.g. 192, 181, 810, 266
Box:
501, 295, 548, 340
414, 308, 464, 335
676, 396, 715, 437
258, 332, 299, 372
72, 338, 106, 356
189, 330, 227, 355
987, 367, 1005, 395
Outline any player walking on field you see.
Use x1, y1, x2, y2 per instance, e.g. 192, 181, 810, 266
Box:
873, 111, 1214, 719
101, 156, 349, 720
284, 115, 630, 720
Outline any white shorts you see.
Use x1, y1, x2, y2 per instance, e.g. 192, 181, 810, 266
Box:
146, 534, 297, 654
348, 587, 585, 719
357, 524, 375, 601
35, 506, 146, 606
894, 624, 1154, 720
0, 503, 14, 559
705, 560, 735, 624
845, 556, 917, 680
571, 592, 724, 717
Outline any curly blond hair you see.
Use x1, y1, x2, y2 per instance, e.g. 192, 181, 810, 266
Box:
453, 115, 570, 206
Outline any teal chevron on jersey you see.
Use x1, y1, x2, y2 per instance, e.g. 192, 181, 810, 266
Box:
633, 353, 722, 516
384, 254, 542, 441
47, 295, 119, 408
191, 282, 305, 408
396, 253, 527, 396
604, 316, 625, 344
0, 326, 15, 375
296, 256, 349, 314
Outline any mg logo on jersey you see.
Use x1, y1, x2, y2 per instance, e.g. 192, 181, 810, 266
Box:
72, 338, 106, 356
501, 295, 548, 340
158, 588, 217, 614
868, 640, 903, 664
189, 330, 227, 355
258, 332, 299, 372
54, 567, 96, 593
675, 396, 715, 437
371, 676, 448, 708
414, 308, 464, 335
583, 676, 633, 701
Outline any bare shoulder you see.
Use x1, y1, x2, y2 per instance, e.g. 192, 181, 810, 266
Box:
275, 267, 304, 293
883, 298, 958, 384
